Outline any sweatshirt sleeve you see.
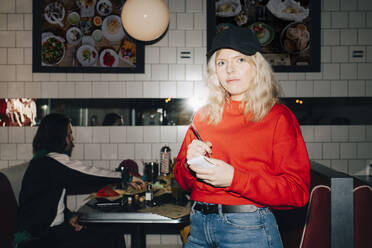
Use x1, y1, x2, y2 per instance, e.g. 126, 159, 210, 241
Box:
226, 112, 310, 209
174, 127, 197, 192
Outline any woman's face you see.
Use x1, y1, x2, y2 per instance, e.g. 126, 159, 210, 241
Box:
215, 49, 256, 101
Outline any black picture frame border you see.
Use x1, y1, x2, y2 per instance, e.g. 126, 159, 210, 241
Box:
32, 0, 145, 73
207, 0, 321, 72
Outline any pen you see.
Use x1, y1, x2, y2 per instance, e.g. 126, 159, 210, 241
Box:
190, 123, 210, 158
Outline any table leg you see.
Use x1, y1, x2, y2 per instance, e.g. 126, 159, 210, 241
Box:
131, 224, 146, 248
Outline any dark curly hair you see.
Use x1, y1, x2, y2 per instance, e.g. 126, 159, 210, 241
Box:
32, 113, 70, 154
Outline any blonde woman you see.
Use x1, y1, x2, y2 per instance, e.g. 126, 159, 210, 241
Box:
174, 26, 310, 248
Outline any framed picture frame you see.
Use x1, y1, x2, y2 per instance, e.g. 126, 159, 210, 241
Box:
207, 0, 321, 72
32, 0, 144, 73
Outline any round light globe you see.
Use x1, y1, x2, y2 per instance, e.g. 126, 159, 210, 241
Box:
121, 0, 169, 42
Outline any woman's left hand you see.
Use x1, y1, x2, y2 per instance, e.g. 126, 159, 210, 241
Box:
188, 158, 234, 187
69, 215, 84, 232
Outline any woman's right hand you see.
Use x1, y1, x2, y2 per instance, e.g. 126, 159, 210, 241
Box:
186, 139, 212, 161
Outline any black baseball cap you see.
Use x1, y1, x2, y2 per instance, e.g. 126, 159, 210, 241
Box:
207, 25, 261, 59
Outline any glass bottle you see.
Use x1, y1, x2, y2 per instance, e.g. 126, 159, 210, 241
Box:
160, 145, 171, 176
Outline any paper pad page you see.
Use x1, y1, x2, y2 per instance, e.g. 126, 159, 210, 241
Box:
187, 156, 216, 169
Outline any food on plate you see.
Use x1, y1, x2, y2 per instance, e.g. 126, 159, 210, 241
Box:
44, 2, 65, 25
252, 23, 266, 38
249, 22, 274, 46
66, 27, 82, 44
100, 49, 119, 67
80, 20, 92, 34
120, 39, 136, 64
234, 11, 248, 26
266, 0, 309, 22
77, 0, 95, 8
217, 3, 234, 13
282, 7, 299, 14
83, 49, 96, 62
283, 22, 310, 52
97, 0, 112, 16
93, 16, 102, 26
67, 12, 80, 25
41, 37, 65, 65
77, 45, 98, 66
106, 18, 121, 35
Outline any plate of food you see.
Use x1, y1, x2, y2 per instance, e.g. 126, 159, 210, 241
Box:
102, 15, 125, 42
216, 23, 235, 33
266, 0, 309, 22
96, 0, 112, 16
77, 45, 98, 66
248, 22, 274, 47
100, 49, 119, 67
119, 39, 136, 65
44, 2, 65, 27
216, 0, 241, 17
66, 27, 82, 45
280, 22, 310, 53
41, 35, 65, 66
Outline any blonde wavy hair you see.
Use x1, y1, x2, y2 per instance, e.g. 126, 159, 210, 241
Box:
204, 51, 281, 125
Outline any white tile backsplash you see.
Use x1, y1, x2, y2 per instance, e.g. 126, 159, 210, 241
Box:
340, 143, 357, 159
7, 14, 23, 30
177, 13, 193, 30
16, 144, 32, 160
101, 144, 117, 160
143, 81, 160, 98
323, 0, 340, 11
109, 127, 126, 143
0, 144, 16, 160
118, 144, 135, 159
331, 126, 349, 142
0, 127, 8, 143
144, 126, 160, 143
75, 127, 93, 143
340, 0, 357, 11
8, 127, 24, 143
348, 80, 365, 96
134, 144, 152, 159
152, 64, 169, 80
126, 127, 143, 143
84, 144, 100, 160
323, 143, 340, 159
357, 143, 372, 158
340, 29, 358, 45
161, 126, 178, 143
160, 47, 177, 64
93, 127, 109, 143
349, 126, 366, 142
359, 0, 372, 10
349, 12, 365, 28
332, 12, 348, 28
186, 30, 203, 47
160, 81, 177, 97
177, 81, 193, 98
8, 48, 23, 64
169, 30, 185, 47
169, 64, 185, 81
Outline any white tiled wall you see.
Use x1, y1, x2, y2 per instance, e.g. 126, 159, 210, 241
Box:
1, 0, 372, 246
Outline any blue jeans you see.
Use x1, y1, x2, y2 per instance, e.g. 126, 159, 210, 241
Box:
185, 202, 283, 248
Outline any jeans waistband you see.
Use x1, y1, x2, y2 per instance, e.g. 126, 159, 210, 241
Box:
194, 202, 258, 214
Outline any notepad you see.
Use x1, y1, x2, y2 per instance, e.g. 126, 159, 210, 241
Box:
187, 156, 216, 169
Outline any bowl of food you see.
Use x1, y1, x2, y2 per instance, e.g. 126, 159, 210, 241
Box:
96, 0, 112, 16
44, 2, 65, 27
77, 45, 98, 66
66, 27, 82, 45
100, 49, 119, 67
102, 15, 125, 42
248, 22, 274, 47
41, 35, 65, 66
216, 0, 241, 17
92, 29, 104, 43
67, 11, 80, 25
280, 22, 310, 53
93, 16, 102, 26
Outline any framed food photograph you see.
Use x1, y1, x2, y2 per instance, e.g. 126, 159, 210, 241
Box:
32, 0, 144, 73
207, 0, 321, 72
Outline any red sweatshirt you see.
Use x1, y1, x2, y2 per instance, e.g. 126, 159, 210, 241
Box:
174, 102, 310, 209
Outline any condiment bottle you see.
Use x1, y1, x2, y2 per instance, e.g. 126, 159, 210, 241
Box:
145, 184, 153, 207
160, 145, 171, 176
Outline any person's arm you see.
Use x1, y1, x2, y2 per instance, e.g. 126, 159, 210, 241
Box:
174, 127, 198, 192
225, 113, 310, 208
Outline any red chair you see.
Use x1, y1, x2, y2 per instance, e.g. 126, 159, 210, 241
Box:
353, 185, 372, 248
299, 185, 331, 248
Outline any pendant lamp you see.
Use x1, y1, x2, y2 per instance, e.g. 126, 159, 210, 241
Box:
121, 0, 170, 42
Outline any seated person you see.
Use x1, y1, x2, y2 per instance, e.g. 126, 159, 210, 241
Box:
14, 113, 144, 248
